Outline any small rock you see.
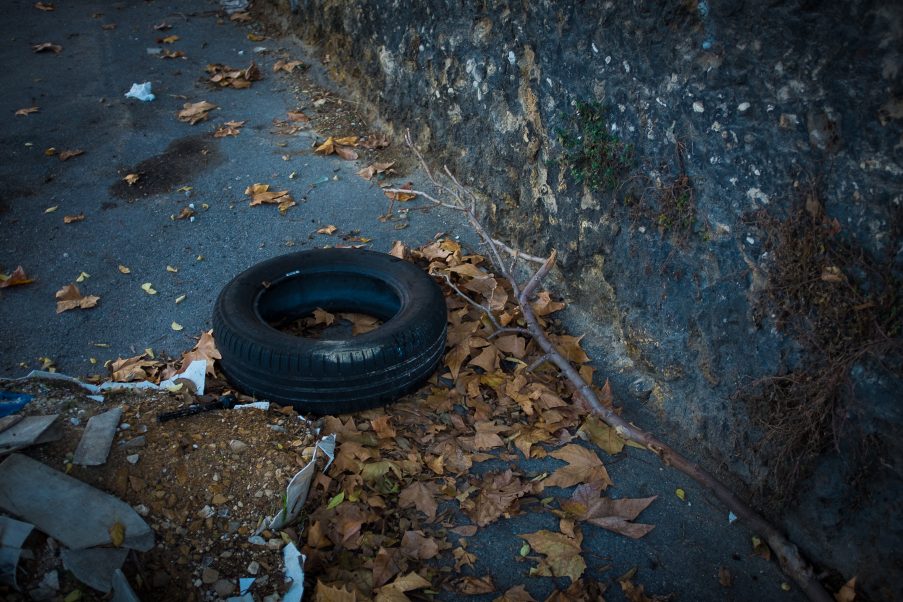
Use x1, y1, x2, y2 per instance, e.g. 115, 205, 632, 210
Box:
692, 100, 705, 113
198, 505, 215, 519
737, 102, 751, 112
69, 417, 80, 426
123, 435, 146, 449
247, 561, 260, 575
137, 424, 148, 433
214, 579, 235, 597
212, 493, 228, 505
266, 538, 283, 550
629, 376, 655, 400
134, 504, 150, 516
126, 454, 140, 464
202, 567, 220, 584
229, 440, 248, 453
247, 535, 266, 546
119, 423, 131, 431
40, 570, 59, 591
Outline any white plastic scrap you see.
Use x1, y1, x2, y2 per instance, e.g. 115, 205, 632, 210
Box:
282, 542, 305, 602
124, 82, 155, 102
258, 433, 336, 532
16, 360, 208, 400
234, 401, 270, 411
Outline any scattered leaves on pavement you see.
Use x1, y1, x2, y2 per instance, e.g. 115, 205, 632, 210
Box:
118, 265, 131, 274
316, 225, 337, 235
32, 42, 62, 53
287, 110, 309, 122
542, 444, 613, 490
206, 62, 262, 89
229, 11, 252, 22
0, 266, 34, 288
141, 282, 157, 295
177, 101, 217, 125
34, 2, 55, 11
15, 106, 39, 116
123, 173, 140, 185
55, 284, 99, 313
214, 120, 246, 138
160, 48, 186, 59
157, 34, 179, 44
244, 183, 296, 214
63, 213, 85, 224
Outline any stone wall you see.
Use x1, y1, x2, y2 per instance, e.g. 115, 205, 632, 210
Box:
264, 0, 902, 597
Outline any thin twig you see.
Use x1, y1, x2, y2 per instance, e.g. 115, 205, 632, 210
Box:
438, 273, 503, 331
492, 239, 547, 264
487, 327, 533, 340
528, 353, 554, 372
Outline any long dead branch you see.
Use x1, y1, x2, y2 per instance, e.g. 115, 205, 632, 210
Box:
398, 131, 833, 602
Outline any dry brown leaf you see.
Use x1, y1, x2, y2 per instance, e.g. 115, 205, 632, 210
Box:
63, 213, 85, 224
561, 483, 656, 539
383, 182, 416, 202
15, 106, 39, 116
552, 334, 591, 364
532, 290, 566, 316
400, 530, 439, 560
578, 415, 625, 455
389, 240, 407, 259
157, 34, 179, 43
398, 481, 437, 521
718, 566, 733, 588
55, 284, 99, 313
229, 11, 252, 22
123, 173, 140, 185
174, 206, 195, 220
357, 161, 395, 181
287, 110, 309, 122
834, 576, 856, 602
454, 576, 496, 595
317, 225, 338, 235
207, 62, 261, 89
32, 42, 62, 53
314, 581, 358, 602
214, 120, 246, 138
244, 183, 295, 214
360, 133, 390, 149
370, 415, 396, 439
59, 149, 84, 161
160, 49, 186, 59
543, 444, 612, 490
494, 585, 537, 602
273, 58, 304, 73
177, 330, 221, 376
0, 266, 34, 288
519, 529, 586, 582
178, 101, 217, 125
34, 2, 55, 11
469, 470, 531, 527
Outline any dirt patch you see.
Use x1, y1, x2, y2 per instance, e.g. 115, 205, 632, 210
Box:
109, 135, 222, 201
0, 378, 318, 601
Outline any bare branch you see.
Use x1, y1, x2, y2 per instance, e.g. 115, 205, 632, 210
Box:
487, 327, 532, 340
528, 353, 554, 372
400, 133, 833, 602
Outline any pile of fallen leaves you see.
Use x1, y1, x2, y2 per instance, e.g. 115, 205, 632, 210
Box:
206, 61, 262, 89
297, 240, 659, 601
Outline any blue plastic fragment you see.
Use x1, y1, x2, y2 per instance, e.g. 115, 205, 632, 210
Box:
0, 391, 32, 418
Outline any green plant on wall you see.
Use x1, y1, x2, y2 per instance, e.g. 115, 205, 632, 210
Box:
555, 100, 634, 192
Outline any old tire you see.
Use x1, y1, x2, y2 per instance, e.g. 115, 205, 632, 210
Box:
212, 249, 447, 414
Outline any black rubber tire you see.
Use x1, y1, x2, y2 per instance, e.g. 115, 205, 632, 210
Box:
212, 249, 447, 414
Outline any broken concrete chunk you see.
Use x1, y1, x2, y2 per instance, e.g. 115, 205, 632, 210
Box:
61, 546, 129, 593
0, 454, 154, 551
0, 415, 61, 455
111, 568, 140, 602
0, 515, 34, 589
73, 407, 122, 466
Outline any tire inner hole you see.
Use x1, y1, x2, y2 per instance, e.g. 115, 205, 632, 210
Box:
257, 272, 399, 340
278, 308, 384, 339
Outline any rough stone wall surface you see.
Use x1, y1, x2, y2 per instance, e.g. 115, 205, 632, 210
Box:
268, 0, 902, 597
